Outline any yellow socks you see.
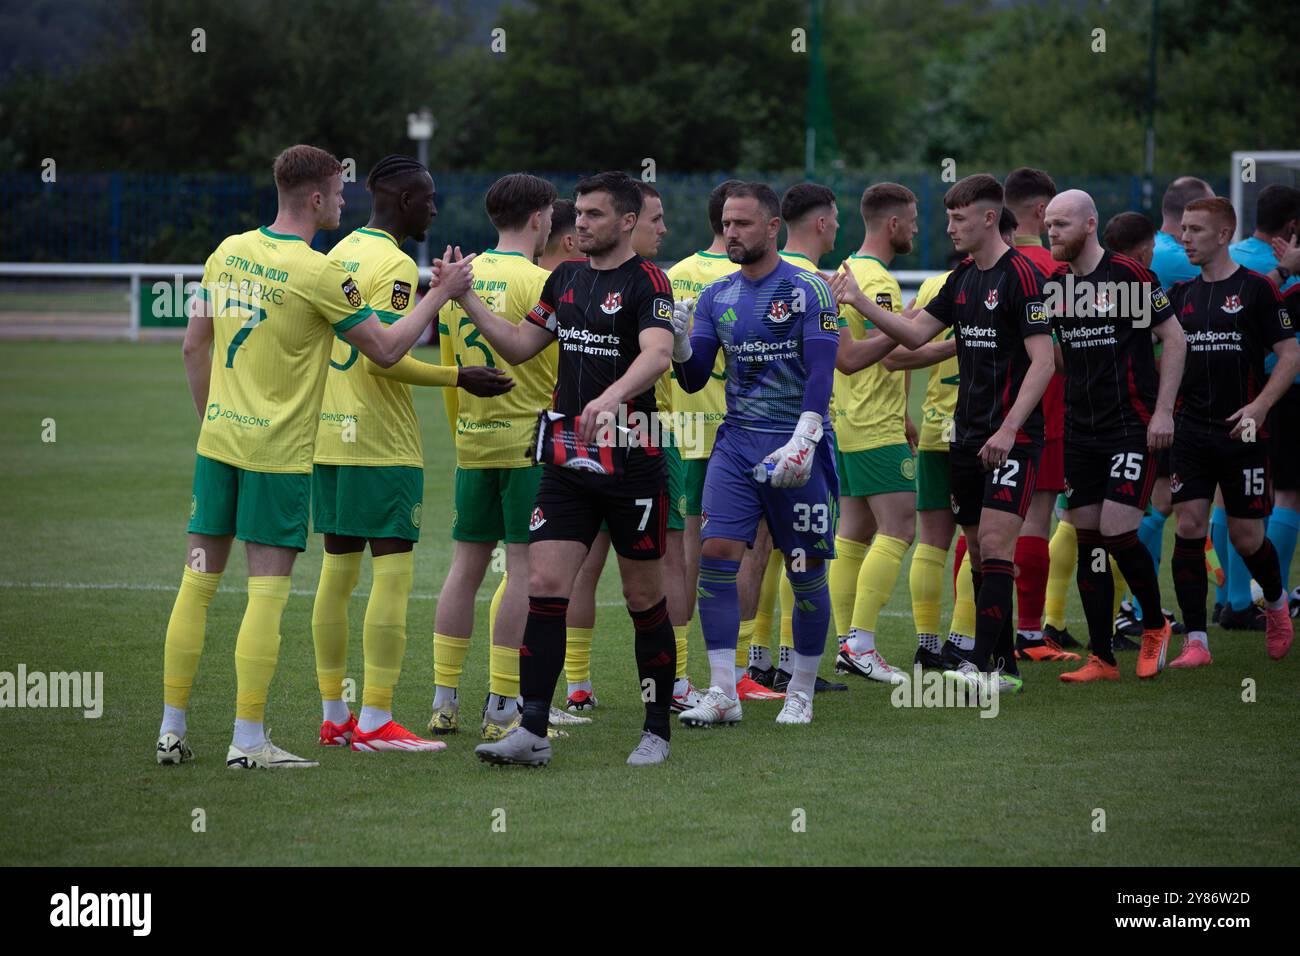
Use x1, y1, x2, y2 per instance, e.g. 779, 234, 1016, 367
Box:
909, 542, 947, 638
490, 643, 520, 699
433, 632, 471, 690
673, 623, 688, 680
564, 626, 593, 684
488, 572, 507, 642
1044, 520, 1076, 630
233, 575, 291, 722
487, 572, 520, 696
951, 552, 977, 639
1112, 563, 1127, 619
361, 551, 413, 712
830, 536, 867, 637
753, 550, 782, 652
311, 550, 362, 701
163, 566, 223, 710
850, 534, 910, 633
778, 572, 794, 651
736, 618, 755, 669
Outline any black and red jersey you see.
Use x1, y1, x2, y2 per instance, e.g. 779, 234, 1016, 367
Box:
1168, 266, 1293, 438
1045, 251, 1175, 444
527, 254, 674, 420
923, 247, 1052, 450
1015, 239, 1069, 442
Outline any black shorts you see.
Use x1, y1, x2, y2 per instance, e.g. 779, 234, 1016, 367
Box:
529, 453, 667, 560
1155, 446, 1171, 479
1064, 438, 1158, 511
948, 444, 1040, 529
1268, 384, 1300, 492
1170, 431, 1272, 520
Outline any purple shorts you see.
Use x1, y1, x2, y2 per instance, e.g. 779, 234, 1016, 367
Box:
700, 422, 839, 559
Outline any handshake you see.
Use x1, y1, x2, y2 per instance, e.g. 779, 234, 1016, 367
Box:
670, 297, 694, 362
429, 245, 477, 299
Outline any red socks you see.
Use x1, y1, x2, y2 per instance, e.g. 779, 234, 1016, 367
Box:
1015, 536, 1049, 631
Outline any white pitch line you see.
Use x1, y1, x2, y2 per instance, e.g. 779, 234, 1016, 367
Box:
0, 580, 629, 609
0, 579, 912, 616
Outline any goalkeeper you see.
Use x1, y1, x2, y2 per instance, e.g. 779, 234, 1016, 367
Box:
671, 182, 841, 728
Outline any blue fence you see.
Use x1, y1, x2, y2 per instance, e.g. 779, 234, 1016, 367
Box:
0, 171, 1228, 271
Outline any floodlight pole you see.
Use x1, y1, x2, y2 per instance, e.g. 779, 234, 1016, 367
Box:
1142, 0, 1159, 212
407, 108, 436, 270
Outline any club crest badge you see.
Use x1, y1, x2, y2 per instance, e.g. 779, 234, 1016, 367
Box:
391, 280, 411, 311
600, 292, 623, 315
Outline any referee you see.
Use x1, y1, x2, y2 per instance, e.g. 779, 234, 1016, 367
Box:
445, 171, 679, 767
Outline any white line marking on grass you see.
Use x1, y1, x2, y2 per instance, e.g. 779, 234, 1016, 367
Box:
0, 579, 629, 608
0, 580, 913, 617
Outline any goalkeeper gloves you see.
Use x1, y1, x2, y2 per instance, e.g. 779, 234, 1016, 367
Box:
671, 298, 694, 362
762, 411, 824, 488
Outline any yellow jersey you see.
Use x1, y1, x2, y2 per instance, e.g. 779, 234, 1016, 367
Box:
916, 271, 959, 452
437, 249, 555, 468
833, 255, 907, 452
195, 226, 372, 474
778, 250, 855, 441
667, 251, 741, 458
314, 227, 423, 468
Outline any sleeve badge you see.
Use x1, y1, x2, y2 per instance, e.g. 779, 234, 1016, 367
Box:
391, 280, 412, 311
341, 277, 363, 309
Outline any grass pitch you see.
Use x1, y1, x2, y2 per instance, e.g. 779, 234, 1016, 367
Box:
0, 341, 1296, 866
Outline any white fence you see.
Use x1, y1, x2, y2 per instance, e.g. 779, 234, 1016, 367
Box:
0, 262, 940, 341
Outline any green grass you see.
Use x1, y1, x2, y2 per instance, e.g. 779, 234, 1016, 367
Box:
0, 287, 129, 313
1, 341, 1296, 866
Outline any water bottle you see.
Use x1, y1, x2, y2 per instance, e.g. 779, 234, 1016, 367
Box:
752, 461, 775, 483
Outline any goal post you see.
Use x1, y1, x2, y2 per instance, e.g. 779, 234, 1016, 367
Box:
1229, 150, 1300, 243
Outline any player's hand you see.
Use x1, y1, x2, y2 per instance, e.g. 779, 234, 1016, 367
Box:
578, 389, 621, 444
672, 298, 694, 362
829, 264, 863, 310
1226, 401, 1267, 442
429, 245, 454, 288
457, 365, 514, 397
978, 424, 1016, 469
1270, 235, 1300, 273
761, 412, 824, 488
438, 246, 476, 300
902, 297, 920, 319
905, 415, 919, 455
1147, 408, 1174, 450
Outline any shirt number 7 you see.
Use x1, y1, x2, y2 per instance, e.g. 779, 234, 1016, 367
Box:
224, 294, 267, 368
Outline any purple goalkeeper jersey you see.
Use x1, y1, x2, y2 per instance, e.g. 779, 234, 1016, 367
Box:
688, 258, 840, 433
